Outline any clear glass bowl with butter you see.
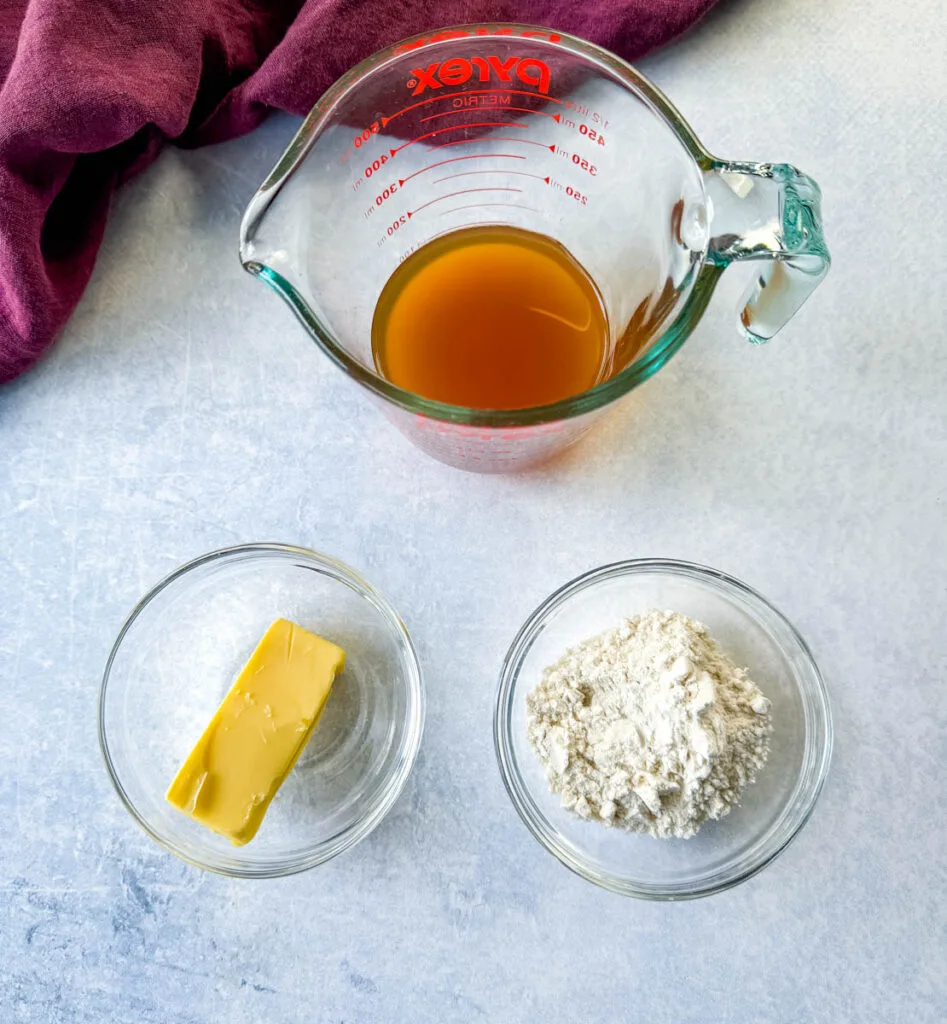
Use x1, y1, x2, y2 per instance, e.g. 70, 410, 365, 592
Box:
494, 559, 833, 899
99, 544, 424, 877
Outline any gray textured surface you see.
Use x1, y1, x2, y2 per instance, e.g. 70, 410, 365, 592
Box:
2, 1, 945, 1021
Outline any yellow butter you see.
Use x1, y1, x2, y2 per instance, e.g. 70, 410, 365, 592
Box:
166, 618, 345, 845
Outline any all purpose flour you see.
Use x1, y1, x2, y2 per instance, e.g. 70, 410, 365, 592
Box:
526, 609, 773, 839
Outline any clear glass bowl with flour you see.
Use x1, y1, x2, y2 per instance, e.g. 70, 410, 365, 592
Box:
494, 560, 832, 899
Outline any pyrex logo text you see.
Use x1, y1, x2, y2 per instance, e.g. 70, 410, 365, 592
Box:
408, 56, 552, 96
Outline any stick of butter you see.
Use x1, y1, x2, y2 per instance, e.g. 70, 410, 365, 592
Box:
166, 618, 345, 845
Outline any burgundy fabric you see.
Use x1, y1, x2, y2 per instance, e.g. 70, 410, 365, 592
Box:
0, 1, 716, 383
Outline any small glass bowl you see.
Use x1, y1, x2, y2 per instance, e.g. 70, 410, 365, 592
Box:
99, 544, 424, 877
494, 559, 832, 899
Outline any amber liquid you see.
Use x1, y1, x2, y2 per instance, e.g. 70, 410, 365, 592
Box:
371, 226, 609, 410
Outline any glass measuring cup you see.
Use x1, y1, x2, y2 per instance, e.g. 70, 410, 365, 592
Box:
240, 24, 830, 472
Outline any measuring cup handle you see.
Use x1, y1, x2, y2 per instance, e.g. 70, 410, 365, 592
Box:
704, 160, 830, 343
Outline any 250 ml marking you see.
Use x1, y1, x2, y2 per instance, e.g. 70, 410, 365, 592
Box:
548, 179, 591, 205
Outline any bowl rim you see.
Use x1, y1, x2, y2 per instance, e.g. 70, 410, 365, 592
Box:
493, 557, 833, 900
98, 542, 425, 878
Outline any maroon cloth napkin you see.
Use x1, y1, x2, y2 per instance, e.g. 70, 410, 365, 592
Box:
0, 0, 716, 383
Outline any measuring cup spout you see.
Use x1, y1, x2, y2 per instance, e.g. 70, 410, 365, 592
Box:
704, 161, 830, 343
238, 128, 337, 351
239, 162, 289, 278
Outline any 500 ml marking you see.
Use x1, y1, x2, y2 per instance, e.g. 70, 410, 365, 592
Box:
564, 100, 610, 129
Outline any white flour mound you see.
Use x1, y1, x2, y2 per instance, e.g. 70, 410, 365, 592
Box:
526, 609, 773, 839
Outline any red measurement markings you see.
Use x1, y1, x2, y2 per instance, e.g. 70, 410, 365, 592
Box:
397, 153, 525, 187
389, 122, 526, 156
431, 136, 551, 152
436, 202, 540, 217
407, 187, 524, 218
577, 123, 607, 146
432, 170, 550, 185
549, 144, 598, 175
379, 213, 408, 239
546, 178, 592, 206
420, 107, 561, 124
381, 89, 563, 126
563, 99, 610, 129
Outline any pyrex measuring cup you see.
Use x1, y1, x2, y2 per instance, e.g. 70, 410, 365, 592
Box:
240, 24, 830, 472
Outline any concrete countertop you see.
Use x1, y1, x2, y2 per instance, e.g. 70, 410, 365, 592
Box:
2, 1, 944, 1021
